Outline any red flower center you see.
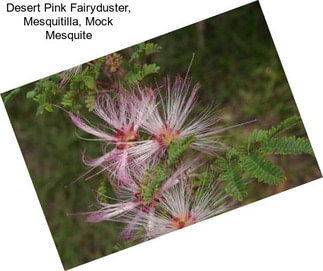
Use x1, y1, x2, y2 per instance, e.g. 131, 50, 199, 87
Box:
153, 124, 181, 146
172, 211, 196, 229
115, 126, 139, 149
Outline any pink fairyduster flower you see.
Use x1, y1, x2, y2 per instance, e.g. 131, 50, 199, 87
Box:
85, 157, 202, 239
140, 178, 234, 239
127, 76, 233, 163
69, 88, 154, 185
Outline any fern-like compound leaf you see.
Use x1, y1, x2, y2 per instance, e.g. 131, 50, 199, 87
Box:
220, 166, 247, 201
85, 91, 96, 111
144, 43, 162, 56
240, 151, 286, 184
217, 149, 248, 201
61, 91, 76, 108
247, 129, 269, 152
167, 134, 196, 167
142, 164, 169, 204
261, 136, 314, 157
267, 115, 301, 139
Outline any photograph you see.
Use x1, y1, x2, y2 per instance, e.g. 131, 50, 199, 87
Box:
2, 2, 321, 269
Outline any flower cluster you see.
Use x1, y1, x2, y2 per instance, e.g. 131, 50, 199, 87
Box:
70, 75, 235, 241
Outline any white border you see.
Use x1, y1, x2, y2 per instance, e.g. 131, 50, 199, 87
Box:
0, 0, 322, 270
0, 0, 252, 93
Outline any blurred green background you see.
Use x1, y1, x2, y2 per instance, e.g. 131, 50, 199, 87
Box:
2, 2, 321, 269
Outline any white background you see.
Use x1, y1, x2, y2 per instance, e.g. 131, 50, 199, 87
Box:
0, 0, 322, 270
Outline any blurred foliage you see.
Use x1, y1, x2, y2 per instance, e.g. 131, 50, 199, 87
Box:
2, 2, 321, 269
217, 116, 315, 201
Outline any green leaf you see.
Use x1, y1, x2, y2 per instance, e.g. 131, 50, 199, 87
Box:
141, 64, 160, 78
36, 105, 44, 116
26, 90, 37, 99
126, 71, 142, 85
217, 150, 248, 201
85, 91, 96, 111
61, 91, 76, 108
38, 93, 46, 105
247, 115, 303, 153
142, 164, 169, 204
71, 104, 82, 114
221, 166, 247, 201
167, 134, 196, 167
69, 74, 84, 90
83, 76, 95, 90
4, 88, 22, 104
94, 57, 106, 79
240, 151, 286, 184
42, 80, 56, 91
129, 43, 145, 63
133, 42, 145, 53
144, 43, 162, 55
97, 179, 110, 204
153, 164, 169, 185
51, 74, 62, 84
267, 115, 301, 139
44, 103, 53, 112
261, 136, 314, 157
247, 129, 269, 151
